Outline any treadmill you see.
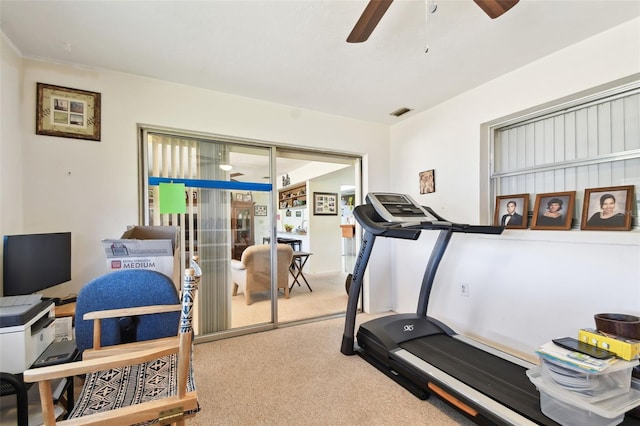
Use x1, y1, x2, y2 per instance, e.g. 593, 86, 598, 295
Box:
341, 193, 638, 425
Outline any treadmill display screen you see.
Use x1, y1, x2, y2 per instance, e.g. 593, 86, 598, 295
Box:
367, 192, 444, 223
376, 194, 411, 204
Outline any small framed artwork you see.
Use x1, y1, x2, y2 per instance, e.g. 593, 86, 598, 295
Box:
419, 169, 435, 194
254, 205, 267, 216
531, 191, 576, 230
493, 194, 529, 229
36, 83, 101, 141
235, 193, 244, 201
314, 192, 338, 215
580, 185, 634, 231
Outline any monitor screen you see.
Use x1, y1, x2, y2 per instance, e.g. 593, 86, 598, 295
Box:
3, 232, 71, 296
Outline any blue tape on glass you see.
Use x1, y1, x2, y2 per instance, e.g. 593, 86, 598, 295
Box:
149, 177, 271, 192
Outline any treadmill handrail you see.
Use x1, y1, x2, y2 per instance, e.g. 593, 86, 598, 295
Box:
353, 204, 504, 237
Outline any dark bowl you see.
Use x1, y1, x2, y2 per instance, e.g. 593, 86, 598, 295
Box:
594, 313, 640, 340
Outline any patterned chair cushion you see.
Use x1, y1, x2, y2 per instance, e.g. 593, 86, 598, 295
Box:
69, 352, 198, 424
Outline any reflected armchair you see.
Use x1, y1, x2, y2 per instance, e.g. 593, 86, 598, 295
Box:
230, 244, 293, 305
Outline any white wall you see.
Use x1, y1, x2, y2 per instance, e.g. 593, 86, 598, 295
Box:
388, 19, 640, 359
0, 34, 24, 238
0, 44, 392, 313
307, 166, 354, 274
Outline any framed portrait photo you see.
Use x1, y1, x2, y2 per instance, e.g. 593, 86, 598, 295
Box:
493, 194, 529, 229
254, 205, 267, 216
36, 83, 101, 141
580, 185, 634, 231
531, 191, 576, 230
313, 192, 338, 215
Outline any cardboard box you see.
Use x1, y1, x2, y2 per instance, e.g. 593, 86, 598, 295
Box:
102, 226, 180, 287
579, 328, 640, 361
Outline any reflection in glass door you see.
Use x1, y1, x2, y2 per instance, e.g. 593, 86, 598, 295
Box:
141, 127, 361, 339
142, 131, 275, 337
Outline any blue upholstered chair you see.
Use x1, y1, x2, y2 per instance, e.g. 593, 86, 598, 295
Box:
74, 269, 181, 353
24, 266, 200, 425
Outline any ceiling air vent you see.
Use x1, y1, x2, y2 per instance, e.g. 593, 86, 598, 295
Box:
390, 107, 412, 117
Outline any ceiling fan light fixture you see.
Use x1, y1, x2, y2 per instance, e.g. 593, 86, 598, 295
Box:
390, 107, 413, 117
219, 164, 233, 171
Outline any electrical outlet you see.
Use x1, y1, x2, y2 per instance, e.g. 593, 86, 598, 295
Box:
460, 283, 470, 297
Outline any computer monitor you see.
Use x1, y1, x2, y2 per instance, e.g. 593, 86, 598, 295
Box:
2, 232, 71, 296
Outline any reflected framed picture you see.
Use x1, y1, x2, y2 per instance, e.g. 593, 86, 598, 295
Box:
493, 194, 529, 229
254, 205, 267, 216
580, 185, 634, 231
531, 191, 576, 230
313, 192, 338, 215
36, 83, 101, 141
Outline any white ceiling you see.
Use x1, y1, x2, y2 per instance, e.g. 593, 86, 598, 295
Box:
2, 0, 639, 125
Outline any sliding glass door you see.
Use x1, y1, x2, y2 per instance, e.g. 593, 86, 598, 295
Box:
140, 127, 360, 339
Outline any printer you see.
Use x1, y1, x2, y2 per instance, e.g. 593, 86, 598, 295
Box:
0, 300, 55, 374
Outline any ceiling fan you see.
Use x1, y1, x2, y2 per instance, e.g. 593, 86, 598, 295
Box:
347, 0, 520, 43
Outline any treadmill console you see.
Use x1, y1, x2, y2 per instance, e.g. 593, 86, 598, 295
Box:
366, 193, 444, 224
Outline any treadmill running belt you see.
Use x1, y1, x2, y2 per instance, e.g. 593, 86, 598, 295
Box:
400, 334, 558, 425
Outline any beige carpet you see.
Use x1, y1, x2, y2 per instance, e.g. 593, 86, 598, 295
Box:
188, 314, 475, 425
230, 271, 350, 328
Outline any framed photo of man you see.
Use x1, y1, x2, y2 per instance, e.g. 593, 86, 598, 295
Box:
531, 191, 576, 230
493, 194, 529, 229
580, 185, 634, 231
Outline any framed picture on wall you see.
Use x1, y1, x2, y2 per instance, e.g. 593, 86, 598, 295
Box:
531, 191, 576, 230
580, 185, 634, 231
493, 194, 529, 229
313, 192, 338, 215
254, 205, 267, 216
419, 169, 435, 194
36, 83, 101, 141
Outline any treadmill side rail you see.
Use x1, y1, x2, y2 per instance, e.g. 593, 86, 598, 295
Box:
393, 349, 539, 426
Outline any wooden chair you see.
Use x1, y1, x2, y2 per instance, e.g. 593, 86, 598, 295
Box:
23, 264, 201, 425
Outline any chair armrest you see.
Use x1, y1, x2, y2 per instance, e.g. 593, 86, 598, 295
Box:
23, 340, 180, 383
83, 304, 181, 321
82, 336, 177, 361
230, 260, 246, 271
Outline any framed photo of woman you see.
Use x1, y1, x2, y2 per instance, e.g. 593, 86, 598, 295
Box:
493, 194, 529, 229
580, 185, 634, 231
531, 191, 576, 230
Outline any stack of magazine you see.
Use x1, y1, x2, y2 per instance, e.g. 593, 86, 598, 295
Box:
536, 341, 617, 373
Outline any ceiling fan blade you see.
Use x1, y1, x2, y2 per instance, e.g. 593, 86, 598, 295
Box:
347, 0, 394, 43
473, 0, 519, 19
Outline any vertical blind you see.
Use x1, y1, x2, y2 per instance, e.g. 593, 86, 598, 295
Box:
491, 89, 640, 225
146, 133, 231, 334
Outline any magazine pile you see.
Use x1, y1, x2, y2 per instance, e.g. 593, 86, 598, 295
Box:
526, 341, 640, 425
